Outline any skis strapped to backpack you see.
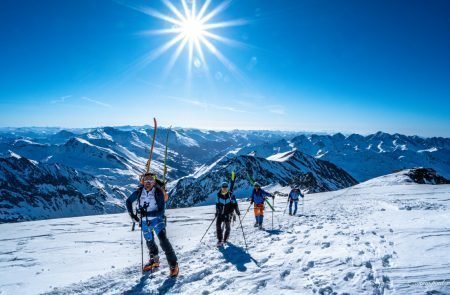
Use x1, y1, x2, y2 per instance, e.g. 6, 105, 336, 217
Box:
163, 126, 171, 186
145, 117, 158, 173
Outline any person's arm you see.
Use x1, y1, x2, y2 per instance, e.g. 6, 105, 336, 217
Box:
263, 190, 274, 199
288, 191, 293, 201
126, 191, 139, 221
232, 195, 240, 216
250, 190, 254, 204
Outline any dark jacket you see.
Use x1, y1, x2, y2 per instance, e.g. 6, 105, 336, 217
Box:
126, 185, 165, 217
216, 191, 240, 216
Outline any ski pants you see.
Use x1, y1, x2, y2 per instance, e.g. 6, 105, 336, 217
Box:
142, 218, 178, 267
254, 204, 264, 225
216, 214, 232, 242
289, 200, 298, 215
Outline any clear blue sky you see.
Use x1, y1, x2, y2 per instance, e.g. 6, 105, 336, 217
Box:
1, 0, 449, 137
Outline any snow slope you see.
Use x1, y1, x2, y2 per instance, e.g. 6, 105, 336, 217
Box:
1, 170, 449, 294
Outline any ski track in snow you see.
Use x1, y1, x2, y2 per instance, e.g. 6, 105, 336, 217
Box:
1, 180, 450, 295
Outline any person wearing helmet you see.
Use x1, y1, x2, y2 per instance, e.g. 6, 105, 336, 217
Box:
288, 187, 304, 216
250, 182, 274, 229
215, 181, 240, 247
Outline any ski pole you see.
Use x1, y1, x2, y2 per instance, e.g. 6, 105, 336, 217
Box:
237, 215, 248, 250
140, 219, 144, 274
302, 197, 305, 215
272, 198, 274, 231
242, 203, 253, 220
283, 198, 289, 215
200, 215, 217, 243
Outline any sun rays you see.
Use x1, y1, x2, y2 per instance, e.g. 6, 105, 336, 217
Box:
129, 0, 247, 80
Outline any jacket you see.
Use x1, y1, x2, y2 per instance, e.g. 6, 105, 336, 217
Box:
289, 189, 303, 201
126, 185, 165, 217
216, 191, 240, 216
250, 189, 272, 205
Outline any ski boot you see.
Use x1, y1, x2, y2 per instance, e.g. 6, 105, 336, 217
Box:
143, 255, 160, 272
216, 241, 224, 247
258, 224, 263, 230
254, 222, 258, 227
169, 263, 179, 278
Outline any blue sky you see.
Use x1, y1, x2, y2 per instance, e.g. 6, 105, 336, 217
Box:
1, 0, 449, 137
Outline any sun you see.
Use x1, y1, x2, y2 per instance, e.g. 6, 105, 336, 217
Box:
130, 0, 247, 79
181, 18, 205, 41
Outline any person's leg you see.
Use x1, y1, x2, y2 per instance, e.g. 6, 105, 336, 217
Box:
253, 206, 259, 225
146, 234, 159, 258
142, 221, 158, 257
156, 229, 178, 268
289, 200, 293, 215
223, 217, 231, 242
216, 215, 223, 242
260, 206, 265, 225
294, 200, 298, 215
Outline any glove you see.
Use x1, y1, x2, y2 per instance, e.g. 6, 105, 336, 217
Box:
271, 194, 275, 199
236, 210, 241, 216
250, 201, 253, 205
130, 214, 140, 222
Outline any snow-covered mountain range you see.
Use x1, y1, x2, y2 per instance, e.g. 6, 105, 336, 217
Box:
0, 152, 124, 223
237, 132, 450, 182
169, 150, 358, 207
0, 126, 449, 222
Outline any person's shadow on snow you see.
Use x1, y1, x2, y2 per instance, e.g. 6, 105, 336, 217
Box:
123, 272, 176, 295
219, 242, 258, 271
264, 229, 283, 235
123, 272, 150, 294
157, 277, 176, 294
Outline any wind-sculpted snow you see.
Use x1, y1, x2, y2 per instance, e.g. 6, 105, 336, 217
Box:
1, 172, 449, 294
169, 151, 358, 208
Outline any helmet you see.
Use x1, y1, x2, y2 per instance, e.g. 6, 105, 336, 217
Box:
221, 182, 228, 188
253, 182, 261, 188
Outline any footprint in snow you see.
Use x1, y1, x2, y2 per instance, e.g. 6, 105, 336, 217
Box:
280, 269, 291, 279
382, 254, 392, 267
284, 247, 294, 254
344, 272, 355, 281
302, 261, 315, 271
321, 242, 331, 249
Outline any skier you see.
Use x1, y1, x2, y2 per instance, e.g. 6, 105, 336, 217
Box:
288, 187, 304, 216
216, 181, 240, 247
250, 182, 274, 229
126, 172, 179, 277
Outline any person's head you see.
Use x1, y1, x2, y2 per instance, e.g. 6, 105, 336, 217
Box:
142, 173, 156, 190
221, 182, 228, 192
253, 182, 261, 190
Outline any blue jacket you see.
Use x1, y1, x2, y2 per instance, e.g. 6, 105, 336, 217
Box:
251, 189, 272, 205
126, 185, 165, 217
289, 189, 303, 201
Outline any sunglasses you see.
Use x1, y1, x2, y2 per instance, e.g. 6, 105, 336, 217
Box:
144, 179, 156, 184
